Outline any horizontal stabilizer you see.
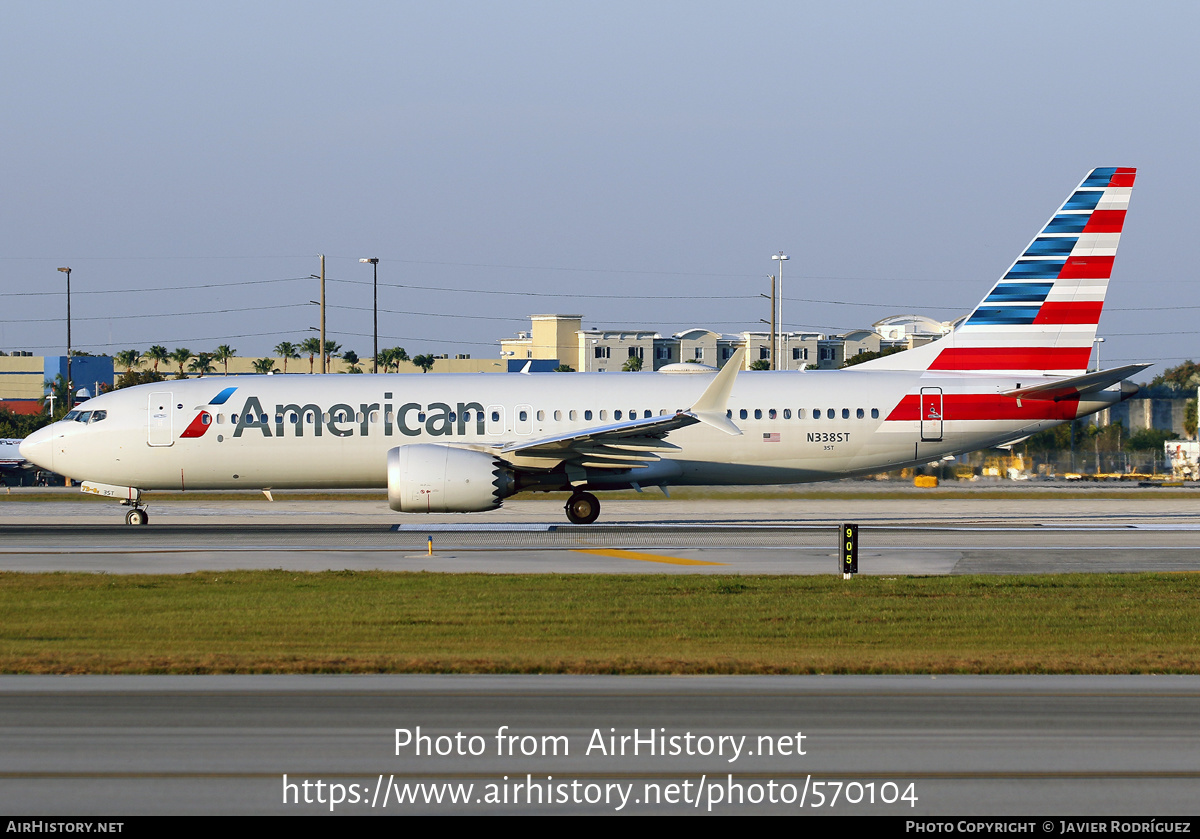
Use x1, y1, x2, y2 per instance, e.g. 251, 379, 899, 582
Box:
1003, 364, 1149, 402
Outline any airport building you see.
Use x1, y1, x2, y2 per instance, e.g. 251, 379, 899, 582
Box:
0, 354, 114, 415
498, 313, 953, 373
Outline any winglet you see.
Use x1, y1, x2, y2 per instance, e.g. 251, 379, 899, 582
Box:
685, 348, 744, 435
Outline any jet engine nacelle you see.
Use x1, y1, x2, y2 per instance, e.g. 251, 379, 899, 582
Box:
387, 444, 515, 513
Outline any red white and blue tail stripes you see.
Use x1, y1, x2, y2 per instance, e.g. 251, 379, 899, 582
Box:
856, 168, 1134, 375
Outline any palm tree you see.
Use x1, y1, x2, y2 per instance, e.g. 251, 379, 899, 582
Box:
169, 348, 193, 378
252, 357, 277, 375
412, 353, 436, 373
323, 340, 341, 372
378, 346, 409, 373
274, 341, 299, 374
341, 350, 362, 374
114, 349, 141, 373
213, 345, 236, 376
145, 345, 169, 373
188, 353, 216, 376
622, 354, 643, 372
300, 337, 322, 374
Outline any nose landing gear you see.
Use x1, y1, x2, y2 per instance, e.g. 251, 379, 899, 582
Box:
80, 482, 149, 526
564, 491, 600, 525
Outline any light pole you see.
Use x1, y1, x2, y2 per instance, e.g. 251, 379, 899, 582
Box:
771, 252, 788, 367
309, 255, 326, 373
759, 275, 776, 370
360, 258, 379, 373
57, 267, 72, 410
1092, 336, 1105, 372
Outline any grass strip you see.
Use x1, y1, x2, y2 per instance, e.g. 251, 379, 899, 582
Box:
1, 571, 1197, 675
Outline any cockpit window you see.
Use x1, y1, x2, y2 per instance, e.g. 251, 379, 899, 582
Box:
90, 410, 107, 423
63, 411, 80, 422
75, 411, 92, 423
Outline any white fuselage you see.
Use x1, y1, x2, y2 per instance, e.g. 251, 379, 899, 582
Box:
20, 367, 1119, 493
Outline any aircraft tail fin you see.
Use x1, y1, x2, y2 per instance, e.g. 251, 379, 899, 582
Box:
854, 167, 1135, 375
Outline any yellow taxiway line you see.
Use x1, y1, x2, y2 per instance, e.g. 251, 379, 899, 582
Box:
572, 548, 727, 566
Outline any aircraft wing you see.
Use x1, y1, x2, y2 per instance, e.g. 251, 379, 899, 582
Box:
499, 348, 745, 470
1003, 364, 1149, 403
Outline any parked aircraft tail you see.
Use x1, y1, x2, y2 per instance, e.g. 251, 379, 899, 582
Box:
854, 167, 1135, 375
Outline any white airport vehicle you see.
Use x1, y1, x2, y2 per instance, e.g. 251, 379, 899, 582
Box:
21, 168, 1145, 525
0, 438, 27, 472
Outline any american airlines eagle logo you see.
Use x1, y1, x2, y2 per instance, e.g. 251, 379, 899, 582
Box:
179, 386, 238, 439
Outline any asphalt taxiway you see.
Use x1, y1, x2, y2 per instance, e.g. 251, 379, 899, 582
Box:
1, 487, 1199, 574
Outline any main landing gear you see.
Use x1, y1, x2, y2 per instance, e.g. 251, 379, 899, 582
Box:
122, 502, 149, 526
564, 491, 600, 525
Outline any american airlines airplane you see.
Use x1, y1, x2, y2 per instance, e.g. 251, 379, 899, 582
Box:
21, 167, 1145, 525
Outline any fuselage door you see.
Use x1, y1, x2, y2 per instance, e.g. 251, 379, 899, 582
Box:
920, 387, 944, 442
485, 405, 505, 437
515, 404, 533, 435
147, 392, 174, 447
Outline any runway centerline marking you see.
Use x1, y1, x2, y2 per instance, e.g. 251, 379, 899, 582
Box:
572, 548, 726, 566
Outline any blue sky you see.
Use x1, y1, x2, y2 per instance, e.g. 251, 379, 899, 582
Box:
2, 1, 1196, 376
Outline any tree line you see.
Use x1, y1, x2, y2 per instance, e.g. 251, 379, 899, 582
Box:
112, 341, 440, 381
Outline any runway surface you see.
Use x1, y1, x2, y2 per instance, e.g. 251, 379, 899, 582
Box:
2, 674, 1198, 815
1, 491, 1199, 574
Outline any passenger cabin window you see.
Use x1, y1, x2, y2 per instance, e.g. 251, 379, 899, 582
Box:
583, 410, 592, 421
842, 408, 850, 419
615, 410, 623, 420
518, 410, 528, 422
857, 408, 865, 419
813, 409, 821, 419
871, 408, 880, 419
783, 409, 791, 419
739, 409, 748, 420
754, 409, 762, 419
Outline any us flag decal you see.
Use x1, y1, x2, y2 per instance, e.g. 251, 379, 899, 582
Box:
763, 433, 780, 442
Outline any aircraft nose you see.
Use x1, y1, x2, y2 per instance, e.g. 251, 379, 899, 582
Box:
19, 426, 55, 471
